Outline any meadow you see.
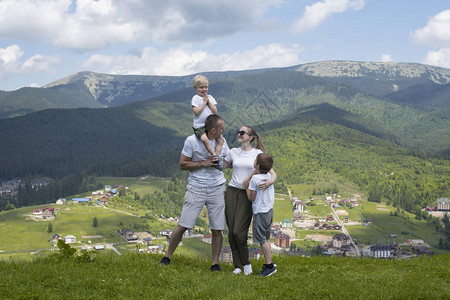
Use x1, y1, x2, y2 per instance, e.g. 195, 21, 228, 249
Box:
0, 252, 448, 299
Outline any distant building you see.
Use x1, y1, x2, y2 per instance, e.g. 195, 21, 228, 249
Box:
64, 235, 76, 244
220, 246, 232, 263
275, 232, 291, 248
281, 219, 293, 228
293, 201, 304, 213
332, 234, 350, 249
437, 198, 450, 211
369, 244, 392, 258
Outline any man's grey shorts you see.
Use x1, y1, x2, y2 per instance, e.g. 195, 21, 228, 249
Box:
178, 183, 226, 230
252, 209, 273, 244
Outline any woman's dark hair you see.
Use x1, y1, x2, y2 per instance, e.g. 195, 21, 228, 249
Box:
244, 125, 265, 152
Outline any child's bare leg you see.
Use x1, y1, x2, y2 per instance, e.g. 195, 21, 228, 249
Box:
214, 134, 224, 156
260, 241, 272, 265
201, 132, 215, 156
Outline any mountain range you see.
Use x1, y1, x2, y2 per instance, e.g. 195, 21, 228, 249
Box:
0, 60, 448, 211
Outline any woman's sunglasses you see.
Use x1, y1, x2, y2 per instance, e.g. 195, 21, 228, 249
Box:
237, 130, 250, 136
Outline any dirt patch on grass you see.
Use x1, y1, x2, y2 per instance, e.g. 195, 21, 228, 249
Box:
81, 235, 104, 239
376, 204, 386, 207
335, 210, 348, 215
376, 208, 390, 211
305, 235, 333, 242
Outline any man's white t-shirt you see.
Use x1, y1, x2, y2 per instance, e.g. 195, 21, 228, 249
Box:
225, 148, 263, 189
192, 94, 217, 129
248, 173, 274, 214
181, 134, 229, 187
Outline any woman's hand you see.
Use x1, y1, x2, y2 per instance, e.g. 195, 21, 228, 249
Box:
258, 178, 274, 190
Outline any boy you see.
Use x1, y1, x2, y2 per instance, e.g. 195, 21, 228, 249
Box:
246, 153, 276, 277
192, 75, 224, 170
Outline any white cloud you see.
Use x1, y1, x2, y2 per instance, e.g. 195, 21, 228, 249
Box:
82, 44, 304, 75
412, 9, 450, 48
0, 0, 282, 51
0, 44, 61, 79
422, 48, 450, 68
380, 54, 393, 62
291, 0, 365, 34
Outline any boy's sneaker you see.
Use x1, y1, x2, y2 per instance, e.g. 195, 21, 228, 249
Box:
232, 268, 242, 274
214, 155, 224, 171
261, 264, 277, 277
243, 264, 253, 275
211, 264, 222, 271
159, 256, 170, 265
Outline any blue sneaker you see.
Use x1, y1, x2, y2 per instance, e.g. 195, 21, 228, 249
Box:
261, 263, 276, 277
214, 155, 223, 171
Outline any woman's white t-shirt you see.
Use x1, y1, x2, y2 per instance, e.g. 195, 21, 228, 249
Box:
225, 148, 263, 189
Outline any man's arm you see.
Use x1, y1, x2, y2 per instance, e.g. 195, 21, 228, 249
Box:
179, 153, 217, 171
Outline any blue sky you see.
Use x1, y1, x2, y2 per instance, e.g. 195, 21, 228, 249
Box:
1, 0, 449, 91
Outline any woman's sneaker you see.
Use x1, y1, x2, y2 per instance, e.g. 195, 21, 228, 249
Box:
233, 268, 242, 274
261, 264, 277, 277
243, 264, 252, 275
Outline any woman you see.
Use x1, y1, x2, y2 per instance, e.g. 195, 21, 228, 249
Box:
223, 125, 276, 275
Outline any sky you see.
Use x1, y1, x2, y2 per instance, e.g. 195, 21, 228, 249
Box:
1, 0, 450, 91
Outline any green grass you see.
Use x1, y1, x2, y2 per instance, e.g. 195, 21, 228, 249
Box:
273, 194, 293, 223
97, 175, 169, 197
0, 253, 448, 299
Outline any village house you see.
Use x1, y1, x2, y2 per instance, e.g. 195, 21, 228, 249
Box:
203, 235, 212, 244
271, 225, 282, 238
55, 198, 66, 205
281, 219, 293, 228
437, 198, 450, 211
249, 248, 262, 260
51, 233, 61, 242
120, 228, 138, 241
369, 244, 392, 258
42, 207, 55, 219
33, 209, 42, 216
350, 201, 359, 208
332, 234, 351, 249
412, 245, 434, 256
64, 235, 76, 244
220, 246, 233, 263
293, 200, 304, 213
275, 232, 291, 248
293, 213, 305, 221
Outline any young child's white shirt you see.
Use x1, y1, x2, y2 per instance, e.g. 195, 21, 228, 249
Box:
248, 173, 274, 214
192, 94, 217, 128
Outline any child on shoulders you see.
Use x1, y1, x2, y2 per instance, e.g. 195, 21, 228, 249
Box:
192, 75, 224, 170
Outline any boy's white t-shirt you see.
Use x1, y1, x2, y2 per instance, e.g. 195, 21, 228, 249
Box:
192, 94, 217, 129
248, 173, 274, 214
225, 148, 263, 189
181, 134, 229, 187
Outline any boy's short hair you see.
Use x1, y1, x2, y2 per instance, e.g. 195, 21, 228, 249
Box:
256, 153, 273, 174
193, 75, 208, 88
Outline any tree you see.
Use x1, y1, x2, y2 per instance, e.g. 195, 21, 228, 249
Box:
93, 217, 98, 228
47, 222, 53, 233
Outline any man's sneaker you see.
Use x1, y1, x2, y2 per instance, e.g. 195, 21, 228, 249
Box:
243, 264, 253, 275
261, 264, 277, 277
232, 268, 242, 274
211, 264, 222, 271
159, 256, 170, 265
214, 155, 224, 171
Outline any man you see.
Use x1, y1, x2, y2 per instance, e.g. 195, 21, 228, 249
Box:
159, 114, 228, 271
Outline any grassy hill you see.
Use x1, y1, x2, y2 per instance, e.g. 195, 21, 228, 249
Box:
0, 253, 448, 299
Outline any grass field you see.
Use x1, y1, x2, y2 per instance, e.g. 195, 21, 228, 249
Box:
97, 175, 169, 197
0, 253, 448, 299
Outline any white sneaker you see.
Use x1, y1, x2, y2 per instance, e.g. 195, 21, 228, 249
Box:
243, 264, 253, 275
233, 268, 242, 274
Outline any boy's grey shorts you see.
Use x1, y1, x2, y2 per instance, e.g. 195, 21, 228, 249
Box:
252, 209, 273, 244
178, 183, 226, 230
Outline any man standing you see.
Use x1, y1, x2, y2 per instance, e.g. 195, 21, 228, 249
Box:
159, 114, 228, 271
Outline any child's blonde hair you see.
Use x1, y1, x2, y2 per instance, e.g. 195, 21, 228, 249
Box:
193, 75, 208, 88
